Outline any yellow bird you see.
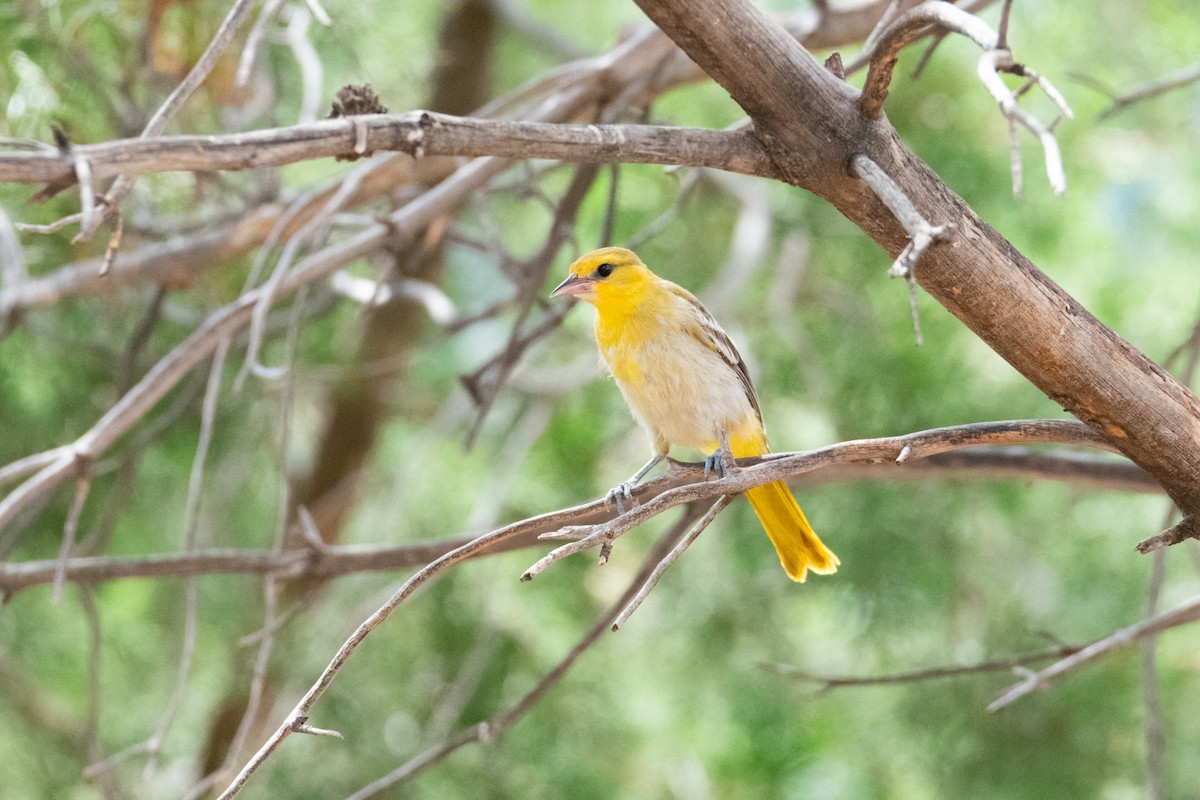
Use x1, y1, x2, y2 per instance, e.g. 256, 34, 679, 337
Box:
550, 246, 839, 582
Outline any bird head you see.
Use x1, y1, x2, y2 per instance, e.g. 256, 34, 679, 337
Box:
550, 247, 652, 306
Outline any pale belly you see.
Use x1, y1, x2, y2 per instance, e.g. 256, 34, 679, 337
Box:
602, 333, 760, 454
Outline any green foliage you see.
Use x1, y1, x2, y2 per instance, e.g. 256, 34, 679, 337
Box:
2, 1, 1200, 798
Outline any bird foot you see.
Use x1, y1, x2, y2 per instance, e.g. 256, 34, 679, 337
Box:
605, 482, 637, 515
703, 452, 724, 479
704, 438, 738, 480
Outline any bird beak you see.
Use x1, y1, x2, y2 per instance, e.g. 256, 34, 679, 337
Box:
550, 273, 593, 299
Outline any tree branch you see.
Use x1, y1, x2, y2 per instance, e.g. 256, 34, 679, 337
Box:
342, 513, 696, 799
0, 72, 610, 543
989, 593, 1200, 711
0, 436, 1158, 596
0, 113, 778, 186
1097, 62, 1200, 121
633, 0, 1200, 523
859, 1, 998, 120
522, 420, 1122, 580
0, 1, 924, 322
764, 641, 1086, 691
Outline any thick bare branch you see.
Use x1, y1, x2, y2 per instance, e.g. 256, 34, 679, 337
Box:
0, 2, 921, 321
0, 64, 617, 540
633, 0, 1200, 524
0, 114, 777, 186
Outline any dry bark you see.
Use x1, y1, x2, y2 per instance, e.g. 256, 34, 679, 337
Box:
635, 0, 1200, 521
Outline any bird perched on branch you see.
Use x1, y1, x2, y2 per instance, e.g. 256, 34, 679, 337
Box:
550, 246, 838, 582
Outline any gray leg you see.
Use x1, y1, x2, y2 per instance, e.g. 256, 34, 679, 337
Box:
704, 430, 737, 479
606, 454, 664, 514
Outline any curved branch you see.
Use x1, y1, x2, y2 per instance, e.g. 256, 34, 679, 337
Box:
859, 1, 997, 119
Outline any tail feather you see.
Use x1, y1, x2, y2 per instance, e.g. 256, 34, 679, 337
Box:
745, 480, 839, 582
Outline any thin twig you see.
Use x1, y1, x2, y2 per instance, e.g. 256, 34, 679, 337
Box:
859, 2, 998, 119
342, 515, 692, 799
0, 441, 1159, 595
763, 642, 1086, 690
995, 0, 1014, 49
854, 1, 1071, 194
522, 419, 1115, 580
98, 208, 124, 276
1143, 544, 1167, 800
143, 336, 230, 776
237, 0, 287, 86
989, 593, 1200, 711
611, 495, 733, 630
75, 0, 262, 240
0, 156, 514, 543
214, 510, 558, 799
1097, 62, 1200, 121
977, 49, 1071, 195
52, 470, 92, 604
849, 152, 952, 343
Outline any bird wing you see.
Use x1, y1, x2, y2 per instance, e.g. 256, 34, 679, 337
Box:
667, 283, 764, 427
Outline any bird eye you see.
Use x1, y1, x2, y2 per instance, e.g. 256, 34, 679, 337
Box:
596, 262, 615, 278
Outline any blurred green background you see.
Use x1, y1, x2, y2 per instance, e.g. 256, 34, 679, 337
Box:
2, 0, 1199, 798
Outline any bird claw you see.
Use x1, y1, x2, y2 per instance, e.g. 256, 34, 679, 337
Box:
703, 453, 723, 480
605, 482, 636, 515
704, 447, 737, 480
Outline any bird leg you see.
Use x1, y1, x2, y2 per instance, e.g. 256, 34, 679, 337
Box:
606, 454, 663, 515
704, 430, 738, 479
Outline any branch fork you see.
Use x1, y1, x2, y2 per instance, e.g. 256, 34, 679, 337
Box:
857, 1, 1073, 195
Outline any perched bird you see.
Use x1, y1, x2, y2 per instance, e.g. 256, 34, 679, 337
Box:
550, 246, 839, 582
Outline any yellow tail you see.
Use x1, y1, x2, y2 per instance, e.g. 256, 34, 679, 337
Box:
744, 480, 839, 582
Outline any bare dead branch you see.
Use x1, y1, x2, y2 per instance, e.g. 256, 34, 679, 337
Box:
342, 511, 695, 799
522, 420, 1120, 580
213, 491, 566, 798
611, 495, 733, 631
859, 1, 998, 119
51, 471, 91, 603
855, 1, 1071, 194
977, 48, 1072, 195
849, 152, 957, 343
1097, 62, 1200, 121
0, 3, 911, 323
0, 141, 530, 544
1136, 515, 1200, 554
73, 0, 262, 240
0, 113, 778, 186
764, 641, 1085, 690
237, 0, 287, 86
0, 33, 671, 330
989, 593, 1200, 711
0, 437, 1159, 596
